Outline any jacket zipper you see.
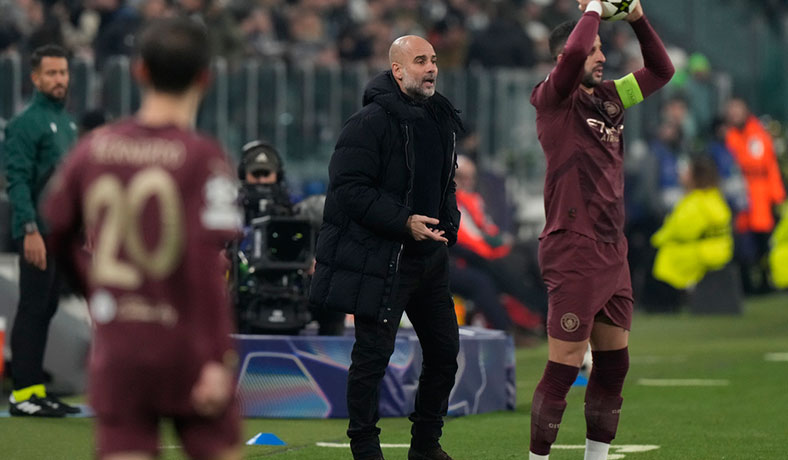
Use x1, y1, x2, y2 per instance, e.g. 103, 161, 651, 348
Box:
396, 123, 413, 273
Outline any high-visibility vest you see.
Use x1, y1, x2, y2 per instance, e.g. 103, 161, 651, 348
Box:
455, 189, 511, 259
651, 188, 733, 289
770, 210, 788, 288
725, 116, 786, 233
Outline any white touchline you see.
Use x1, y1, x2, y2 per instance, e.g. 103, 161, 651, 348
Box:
316, 442, 661, 457
630, 355, 687, 364
316, 442, 410, 448
552, 445, 659, 452
764, 352, 788, 362
637, 379, 729, 386
552, 445, 660, 458
615, 445, 661, 452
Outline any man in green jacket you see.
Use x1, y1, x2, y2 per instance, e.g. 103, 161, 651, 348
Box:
4, 44, 80, 417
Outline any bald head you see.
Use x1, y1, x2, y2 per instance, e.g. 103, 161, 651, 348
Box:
389, 35, 431, 65
389, 35, 438, 101
455, 154, 476, 192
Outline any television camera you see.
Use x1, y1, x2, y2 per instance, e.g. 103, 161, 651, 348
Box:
231, 141, 318, 334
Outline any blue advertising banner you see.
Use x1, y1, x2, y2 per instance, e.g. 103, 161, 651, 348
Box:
234, 327, 515, 418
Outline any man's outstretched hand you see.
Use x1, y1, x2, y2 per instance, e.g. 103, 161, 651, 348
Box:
406, 214, 448, 243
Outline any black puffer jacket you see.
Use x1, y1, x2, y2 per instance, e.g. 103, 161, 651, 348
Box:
310, 71, 463, 320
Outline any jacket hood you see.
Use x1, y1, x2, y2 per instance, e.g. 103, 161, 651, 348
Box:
362, 71, 464, 131
695, 188, 732, 224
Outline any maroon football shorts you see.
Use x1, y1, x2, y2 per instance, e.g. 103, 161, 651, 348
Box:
95, 400, 240, 459
92, 352, 240, 459
538, 230, 633, 342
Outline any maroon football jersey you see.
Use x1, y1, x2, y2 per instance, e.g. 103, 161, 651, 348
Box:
44, 119, 241, 412
532, 79, 626, 242
531, 12, 673, 243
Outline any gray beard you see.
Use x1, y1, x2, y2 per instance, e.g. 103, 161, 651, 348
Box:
405, 84, 432, 102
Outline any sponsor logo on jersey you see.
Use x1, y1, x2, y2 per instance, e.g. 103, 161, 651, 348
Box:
586, 118, 624, 143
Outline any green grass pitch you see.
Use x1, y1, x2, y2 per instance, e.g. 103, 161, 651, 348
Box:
2, 293, 787, 459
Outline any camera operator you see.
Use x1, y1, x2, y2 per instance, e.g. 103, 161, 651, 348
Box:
238, 140, 293, 221
235, 141, 344, 335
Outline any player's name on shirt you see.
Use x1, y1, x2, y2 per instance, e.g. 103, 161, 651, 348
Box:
92, 290, 179, 327
91, 133, 186, 168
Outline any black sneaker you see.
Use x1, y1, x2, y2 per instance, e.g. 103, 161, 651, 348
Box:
408, 447, 453, 460
9, 395, 66, 417
43, 394, 82, 414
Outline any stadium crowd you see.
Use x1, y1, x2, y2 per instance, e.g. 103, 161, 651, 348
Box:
0, 0, 683, 75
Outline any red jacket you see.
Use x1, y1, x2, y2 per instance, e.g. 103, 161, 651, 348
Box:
725, 116, 786, 232
456, 189, 511, 259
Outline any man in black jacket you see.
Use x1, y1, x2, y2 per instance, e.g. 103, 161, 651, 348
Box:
310, 36, 463, 460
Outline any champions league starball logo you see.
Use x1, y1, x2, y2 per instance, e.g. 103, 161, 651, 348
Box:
615, 0, 633, 15
560, 313, 580, 333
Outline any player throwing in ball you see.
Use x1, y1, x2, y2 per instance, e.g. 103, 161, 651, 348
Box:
528, 1, 673, 459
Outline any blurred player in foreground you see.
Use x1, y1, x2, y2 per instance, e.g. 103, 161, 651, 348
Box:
529, 1, 674, 459
44, 18, 243, 460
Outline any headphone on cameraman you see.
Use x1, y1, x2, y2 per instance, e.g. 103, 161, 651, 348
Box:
238, 140, 283, 181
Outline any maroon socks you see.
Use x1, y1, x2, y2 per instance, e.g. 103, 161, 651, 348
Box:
584, 347, 629, 443
530, 360, 580, 455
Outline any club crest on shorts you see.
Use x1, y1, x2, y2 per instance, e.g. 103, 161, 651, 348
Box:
560, 313, 580, 332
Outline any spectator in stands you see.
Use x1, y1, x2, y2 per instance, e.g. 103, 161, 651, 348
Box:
287, 5, 338, 66
466, 2, 534, 68
179, 0, 244, 67
428, 15, 468, 69
724, 97, 787, 294
450, 155, 546, 330
650, 156, 733, 289
708, 116, 749, 215
662, 94, 697, 151
648, 120, 687, 214
238, 5, 287, 60
52, 1, 100, 58
540, 0, 576, 30
683, 53, 716, 133
90, 0, 141, 68
22, 0, 65, 55
0, 0, 25, 54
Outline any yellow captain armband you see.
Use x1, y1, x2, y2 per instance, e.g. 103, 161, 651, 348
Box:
614, 73, 644, 109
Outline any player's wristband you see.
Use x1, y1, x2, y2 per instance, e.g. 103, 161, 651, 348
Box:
614, 73, 644, 109
585, 1, 603, 15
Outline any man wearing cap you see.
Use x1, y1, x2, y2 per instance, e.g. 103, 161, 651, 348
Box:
240, 141, 282, 186
237, 141, 292, 219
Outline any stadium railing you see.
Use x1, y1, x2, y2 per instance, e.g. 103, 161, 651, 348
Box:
0, 52, 721, 237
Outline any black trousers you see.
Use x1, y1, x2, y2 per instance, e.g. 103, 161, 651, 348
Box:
10, 239, 62, 391
347, 246, 460, 459
449, 260, 512, 330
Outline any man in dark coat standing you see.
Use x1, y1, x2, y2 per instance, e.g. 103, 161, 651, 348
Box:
310, 35, 463, 460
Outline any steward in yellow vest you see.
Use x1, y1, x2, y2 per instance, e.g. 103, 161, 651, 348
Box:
769, 204, 788, 288
651, 157, 733, 289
